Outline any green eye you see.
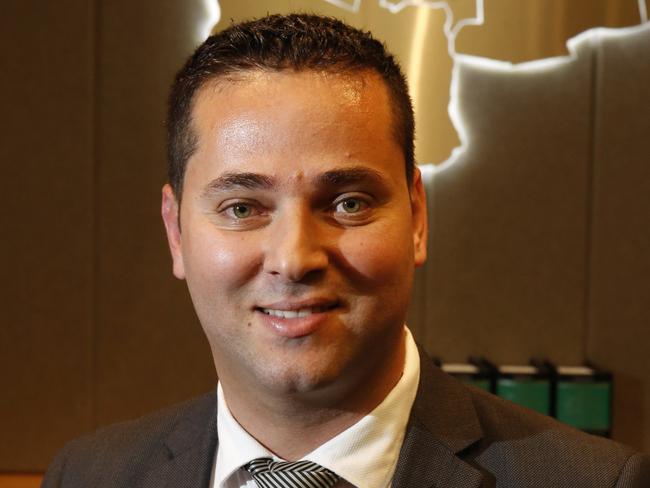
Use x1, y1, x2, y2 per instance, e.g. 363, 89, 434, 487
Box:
337, 198, 362, 213
232, 204, 252, 218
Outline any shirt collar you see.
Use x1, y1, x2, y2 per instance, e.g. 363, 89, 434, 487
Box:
215, 326, 420, 488
214, 383, 274, 486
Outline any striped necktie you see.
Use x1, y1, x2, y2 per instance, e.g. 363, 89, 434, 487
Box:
244, 457, 340, 488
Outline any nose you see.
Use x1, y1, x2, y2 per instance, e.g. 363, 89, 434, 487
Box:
263, 204, 329, 282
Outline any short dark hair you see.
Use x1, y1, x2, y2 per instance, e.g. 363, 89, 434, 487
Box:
167, 13, 415, 199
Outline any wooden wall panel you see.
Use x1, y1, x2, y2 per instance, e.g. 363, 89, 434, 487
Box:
587, 23, 650, 452
93, 0, 216, 427
0, 0, 94, 470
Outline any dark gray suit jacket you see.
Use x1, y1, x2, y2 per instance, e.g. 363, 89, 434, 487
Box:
43, 353, 650, 487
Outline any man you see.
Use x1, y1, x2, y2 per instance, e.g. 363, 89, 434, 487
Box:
43, 13, 649, 488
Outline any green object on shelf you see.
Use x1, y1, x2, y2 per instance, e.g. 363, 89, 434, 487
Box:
497, 378, 550, 415
465, 378, 491, 392
556, 381, 610, 432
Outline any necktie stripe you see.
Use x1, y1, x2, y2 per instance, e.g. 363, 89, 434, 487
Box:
265, 474, 287, 488
262, 473, 303, 488
256, 476, 282, 488
299, 473, 325, 488
287, 471, 311, 487
292, 471, 310, 483
312, 474, 333, 488
258, 472, 299, 488
276, 460, 311, 472
247, 459, 271, 474
244, 458, 339, 488
308, 471, 334, 488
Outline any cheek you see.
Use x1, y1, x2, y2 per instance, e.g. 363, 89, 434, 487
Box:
336, 221, 414, 288
182, 229, 261, 293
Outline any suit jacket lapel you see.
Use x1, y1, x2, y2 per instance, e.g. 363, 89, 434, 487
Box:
392, 349, 485, 488
140, 392, 220, 488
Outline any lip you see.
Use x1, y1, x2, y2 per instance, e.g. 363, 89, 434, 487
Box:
255, 298, 339, 311
254, 298, 340, 338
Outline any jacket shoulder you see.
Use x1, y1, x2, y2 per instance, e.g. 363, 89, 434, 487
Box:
465, 384, 648, 486
42, 391, 217, 487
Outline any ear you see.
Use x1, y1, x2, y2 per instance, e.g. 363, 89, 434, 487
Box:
161, 184, 186, 279
410, 166, 428, 267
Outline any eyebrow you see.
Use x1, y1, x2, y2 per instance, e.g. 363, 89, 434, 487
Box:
316, 167, 387, 187
201, 166, 387, 197
202, 172, 276, 196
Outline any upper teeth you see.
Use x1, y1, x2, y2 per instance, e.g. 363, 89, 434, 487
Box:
261, 306, 328, 318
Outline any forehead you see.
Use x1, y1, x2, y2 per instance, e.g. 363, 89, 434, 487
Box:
195, 68, 385, 109
186, 69, 404, 186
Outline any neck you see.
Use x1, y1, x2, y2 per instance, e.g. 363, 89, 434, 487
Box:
220, 329, 406, 460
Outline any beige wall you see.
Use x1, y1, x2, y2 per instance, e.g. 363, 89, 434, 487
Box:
1, 0, 648, 470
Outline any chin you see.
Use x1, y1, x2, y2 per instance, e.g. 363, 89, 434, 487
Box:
256, 360, 344, 397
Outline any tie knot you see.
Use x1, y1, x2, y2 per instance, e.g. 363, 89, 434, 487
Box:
244, 457, 339, 488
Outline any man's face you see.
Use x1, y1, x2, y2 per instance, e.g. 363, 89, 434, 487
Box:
162, 70, 427, 404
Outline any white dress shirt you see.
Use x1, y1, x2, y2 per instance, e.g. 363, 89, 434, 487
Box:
210, 326, 420, 488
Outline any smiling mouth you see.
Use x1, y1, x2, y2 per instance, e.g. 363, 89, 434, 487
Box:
257, 304, 338, 319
